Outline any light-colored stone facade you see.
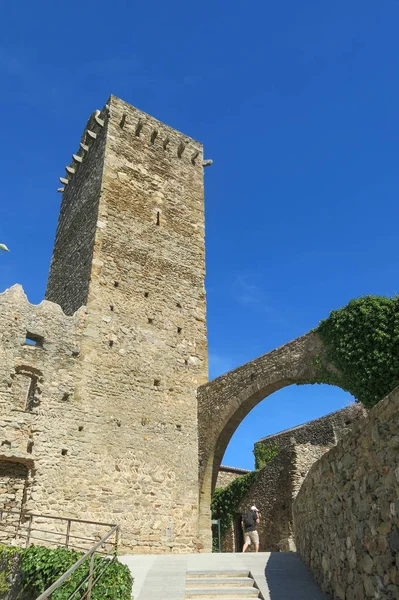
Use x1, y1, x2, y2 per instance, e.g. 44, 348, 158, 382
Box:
1, 96, 208, 554
293, 386, 399, 600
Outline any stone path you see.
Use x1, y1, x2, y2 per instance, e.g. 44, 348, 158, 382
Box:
119, 552, 328, 599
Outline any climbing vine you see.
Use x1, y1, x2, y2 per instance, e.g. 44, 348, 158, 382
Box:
0, 545, 19, 599
253, 442, 279, 470
211, 471, 257, 538
211, 443, 280, 544
314, 295, 399, 408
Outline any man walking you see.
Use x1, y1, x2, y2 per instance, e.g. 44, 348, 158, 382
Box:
242, 505, 260, 553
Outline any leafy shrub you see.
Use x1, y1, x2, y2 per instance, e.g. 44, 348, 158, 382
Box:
19, 545, 133, 600
315, 295, 399, 407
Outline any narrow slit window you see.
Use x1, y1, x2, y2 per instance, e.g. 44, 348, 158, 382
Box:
156, 212, 160, 226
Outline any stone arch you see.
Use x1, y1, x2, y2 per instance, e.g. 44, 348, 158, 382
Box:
197, 330, 341, 549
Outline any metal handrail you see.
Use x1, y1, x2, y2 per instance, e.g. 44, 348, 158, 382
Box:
35, 524, 119, 600
0, 509, 118, 551
0, 509, 116, 528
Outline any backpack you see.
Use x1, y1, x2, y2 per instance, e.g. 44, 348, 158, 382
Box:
243, 510, 256, 529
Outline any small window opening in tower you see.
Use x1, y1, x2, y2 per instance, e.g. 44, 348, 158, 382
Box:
156, 212, 160, 226
177, 327, 182, 334
24, 332, 44, 348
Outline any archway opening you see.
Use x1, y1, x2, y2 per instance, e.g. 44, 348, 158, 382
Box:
222, 383, 355, 470
211, 383, 363, 553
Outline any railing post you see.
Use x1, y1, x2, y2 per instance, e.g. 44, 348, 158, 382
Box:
115, 526, 120, 555
65, 519, 71, 548
25, 514, 33, 548
87, 553, 95, 600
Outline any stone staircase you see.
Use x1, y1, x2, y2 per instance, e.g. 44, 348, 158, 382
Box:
119, 552, 328, 599
185, 570, 262, 599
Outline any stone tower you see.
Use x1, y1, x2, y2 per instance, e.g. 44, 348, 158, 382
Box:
45, 95, 209, 552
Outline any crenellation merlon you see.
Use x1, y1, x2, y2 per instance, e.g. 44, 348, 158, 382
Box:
57, 105, 110, 193
107, 94, 203, 165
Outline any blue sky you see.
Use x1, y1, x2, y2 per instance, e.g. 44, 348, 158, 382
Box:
1, 1, 399, 469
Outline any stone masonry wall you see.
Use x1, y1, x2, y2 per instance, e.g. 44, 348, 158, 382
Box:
217, 405, 366, 553
33, 95, 208, 553
293, 387, 399, 600
0, 284, 88, 543
46, 108, 108, 315
254, 403, 367, 456
239, 448, 294, 552
216, 466, 250, 489
0, 461, 29, 512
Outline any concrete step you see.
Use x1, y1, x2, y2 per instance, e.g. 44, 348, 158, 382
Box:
186, 571, 250, 579
185, 587, 260, 598
186, 578, 255, 588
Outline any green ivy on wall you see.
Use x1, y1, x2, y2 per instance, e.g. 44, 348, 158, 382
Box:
253, 442, 279, 470
0, 544, 20, 599
315, 295, 399, 408
211, 471, 257, 538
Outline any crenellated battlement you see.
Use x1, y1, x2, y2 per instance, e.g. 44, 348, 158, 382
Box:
106, 94, 205, 166
57, 96, 211, 195
58, 106, 109, 192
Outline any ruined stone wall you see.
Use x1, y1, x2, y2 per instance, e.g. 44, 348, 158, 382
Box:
216, 466, 250, 489
293, 387, 399, 600
0, 461, 29, 513
36, 96, 208, 553
254, 403, 367, 455
239, 448, 294, 552
0, 285, 86, 541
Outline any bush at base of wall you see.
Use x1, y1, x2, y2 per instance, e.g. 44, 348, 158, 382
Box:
0, 544, 133, 600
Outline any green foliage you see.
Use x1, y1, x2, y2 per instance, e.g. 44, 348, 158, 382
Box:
211, 535, 220, 553
17, 545, 132, 600
253, 442, 279, 470
0, 544, 20, 598
315, 295, 399, 408
211, 471, 257, 538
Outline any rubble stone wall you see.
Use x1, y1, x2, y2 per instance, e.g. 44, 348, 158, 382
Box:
293, 387, 399, 599
1, 96, 209, 554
